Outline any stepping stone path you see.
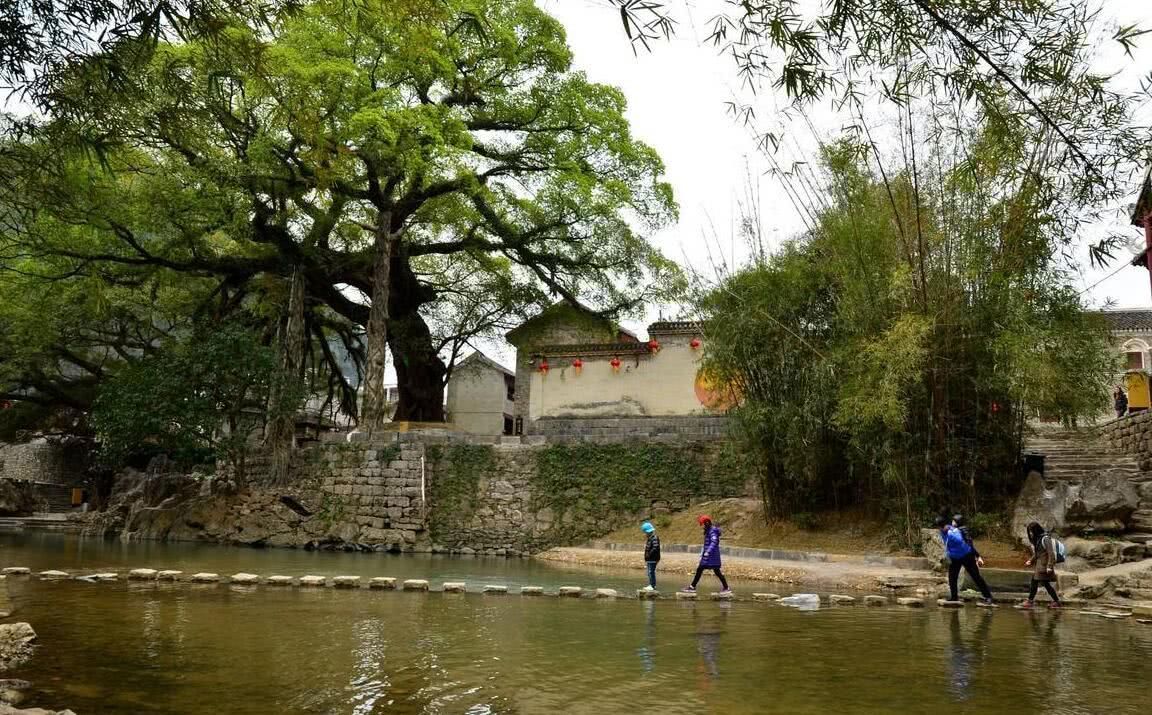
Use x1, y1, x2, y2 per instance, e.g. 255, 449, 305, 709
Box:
298, 575, 326, 587
442, 582, 467, 593
1, 568, 29, 575
369, 578, 396, 590
521, 586, 543, 596
1080, 610, 1131, 619
332, 576, 360, 589
92, 573, 118, 581
129, 569, 158, 580
38, 570, 69, 580
157, 571, 183, 580
711, 592, 734, 601
190, 573, 219, 583
595, 588, 618, 599
483, 585, 508, 594
976, 600, 999, 609
897, 597, 924, 608
830, 595, 856, 605
752, 593, 780, 601
937, 600, 964, 608
637, 589, 660, 600
230, 573, 260, 585
402, 579, 429, 592
675, 591, 697, 600
265, 576, 294, 586
558, 586, 582, 598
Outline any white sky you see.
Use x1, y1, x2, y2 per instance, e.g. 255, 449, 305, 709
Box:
540, 0, 1152, 345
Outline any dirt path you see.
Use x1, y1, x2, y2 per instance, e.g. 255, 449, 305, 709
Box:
535, 547, 942, 592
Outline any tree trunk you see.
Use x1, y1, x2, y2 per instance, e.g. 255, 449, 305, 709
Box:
360, 212, 394, 432
264, 267, 306, 484
389, 247, 446, 422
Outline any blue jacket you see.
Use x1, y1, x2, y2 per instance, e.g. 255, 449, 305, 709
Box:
699, 526, 722, 567
942, 526, 973, 561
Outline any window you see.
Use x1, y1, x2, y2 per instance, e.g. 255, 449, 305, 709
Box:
503, 417, 514, 436
505, 375, 516, 401
1127, 351, 1144, 370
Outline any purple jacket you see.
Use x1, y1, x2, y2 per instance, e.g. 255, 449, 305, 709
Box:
699, 526, 722, 567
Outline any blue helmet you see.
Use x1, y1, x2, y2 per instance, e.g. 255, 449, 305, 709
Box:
641, 522, 655, 533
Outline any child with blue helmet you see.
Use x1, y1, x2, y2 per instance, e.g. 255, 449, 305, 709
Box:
641, 521, 661, 591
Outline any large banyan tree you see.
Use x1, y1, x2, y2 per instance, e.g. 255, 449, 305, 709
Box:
0, 0, 678, 433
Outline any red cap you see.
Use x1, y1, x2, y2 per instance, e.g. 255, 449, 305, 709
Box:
697, 515, 712, 525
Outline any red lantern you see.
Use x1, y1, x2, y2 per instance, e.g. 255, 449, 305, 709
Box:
647, 339, 661, 354
538, 358, 549, 375
572, 358, 583, 373
610, 356, 621, 372
690, 337, 702, 350
991, 401, 1001, 414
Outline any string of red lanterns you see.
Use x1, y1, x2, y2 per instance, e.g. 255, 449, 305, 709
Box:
536, 337, 702, 377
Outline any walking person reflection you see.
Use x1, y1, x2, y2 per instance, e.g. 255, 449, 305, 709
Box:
946, 608, 993, 702
694, 602, 729, 688
637, 599, 656, 674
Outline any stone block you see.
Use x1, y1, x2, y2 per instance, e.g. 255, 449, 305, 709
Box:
157, 571, 183, 580
483, 585, 508, 594
937, 599, 964, 608
442, 582, 467, 593
128, 568, 158, 580
675, 591, 698, 600
897, 597, 924, 608
521, 586, 543, 596
369, 577, 397, 590
637, 589, 660, 599
752, 593, 780, 601
190, 573, 220, 583
403, 579, 429, 591
298, 575, 327, 587
265, 575, 294, 586
558, 586, 582, 598
38, 570, 69, 580
829, 595, 856, 605
230, 573, 260, 585
90, 573, 118, 581
332, 576, 361, 588
1, 568, 29, 575
595, 588, 618, 599
710, 591, 733, 601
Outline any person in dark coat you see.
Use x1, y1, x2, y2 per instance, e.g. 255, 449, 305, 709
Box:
641, 521, 661, 591
1018, 521, 1062, 609
1115, 386, 1129, 419
682, 515, 731, 594
937, 514, 995, 606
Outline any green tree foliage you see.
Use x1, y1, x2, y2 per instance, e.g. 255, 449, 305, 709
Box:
91, 322, 278, 470
700, 131, 1116, 544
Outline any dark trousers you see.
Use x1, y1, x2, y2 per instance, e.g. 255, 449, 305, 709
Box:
691, 565, 729, 590
948, 553, 993, 601
1028, 579, 1060, 602
646, 561, 658, 589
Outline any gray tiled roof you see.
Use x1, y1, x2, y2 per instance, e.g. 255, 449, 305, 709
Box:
1095, 310, 1152, 332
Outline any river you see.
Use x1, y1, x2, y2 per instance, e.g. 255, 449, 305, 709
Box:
1, 532, 1149, 714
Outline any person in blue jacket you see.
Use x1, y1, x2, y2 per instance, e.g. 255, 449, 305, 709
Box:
682, 515, 731, 594
641, 521, 661, 591
937, 515, 995, 606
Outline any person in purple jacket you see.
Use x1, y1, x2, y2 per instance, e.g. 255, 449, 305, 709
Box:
682, 515, 732, 594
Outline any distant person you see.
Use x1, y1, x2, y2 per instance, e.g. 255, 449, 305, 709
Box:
641, 521, 661, 591
682, 515, 731, 595
1115, 386, 1129, 419
937, 514, 996, 607
1018, 522, 1063, 609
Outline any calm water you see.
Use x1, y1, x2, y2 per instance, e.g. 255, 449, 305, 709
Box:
2, 533, 1150, 714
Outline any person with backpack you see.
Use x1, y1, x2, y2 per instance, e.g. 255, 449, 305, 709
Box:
641, 521, 661, 591
936, 514, 996, 606
1018, 521, 1063, 609
682, 515, 732, 595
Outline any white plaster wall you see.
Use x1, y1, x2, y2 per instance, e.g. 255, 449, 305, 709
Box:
528, 336, 713, 420
447, 362, 509, 435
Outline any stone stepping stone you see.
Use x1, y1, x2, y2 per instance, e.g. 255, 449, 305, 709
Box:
976, 600, 999, 609
1, 568, 29, 575
298, 575, 326, 587
1079, 610, 1131, 619
521, 586, 543, 596
442, 582, 467, 593
830, 595, 856, 605
896, 597, 924, 608
38, 570, 69, 580
230, 573, 260, 585
937, 600, 964, 608
402, 579, 429, 592
1137, 618, 1152, 625
864, 595, 888, 606
128, 569, 158, 580
675, 591, 698, 600
157, 571, 183, 581
369, 577, 396, 590
190, 573, 220, 583
483, 585, 508, 594
332, 576, 361, 588
558, 586, 582, 598
637, 589, 660, 600
91, 573, 118, 581
752, 593, 780, 601
595, 588, 618, 599
710, 592, 734, 601
265, 576, 294, 586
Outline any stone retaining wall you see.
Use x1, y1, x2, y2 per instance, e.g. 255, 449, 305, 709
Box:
0, 438, 86, 486
1100, 412, 1152, 469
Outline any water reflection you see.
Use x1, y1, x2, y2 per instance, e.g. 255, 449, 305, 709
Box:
637, 600, 655, 674
694, 602, 729, 685
946, 610, 991, 702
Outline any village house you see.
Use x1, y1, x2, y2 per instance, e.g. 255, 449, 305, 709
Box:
444, 352, 516, 436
